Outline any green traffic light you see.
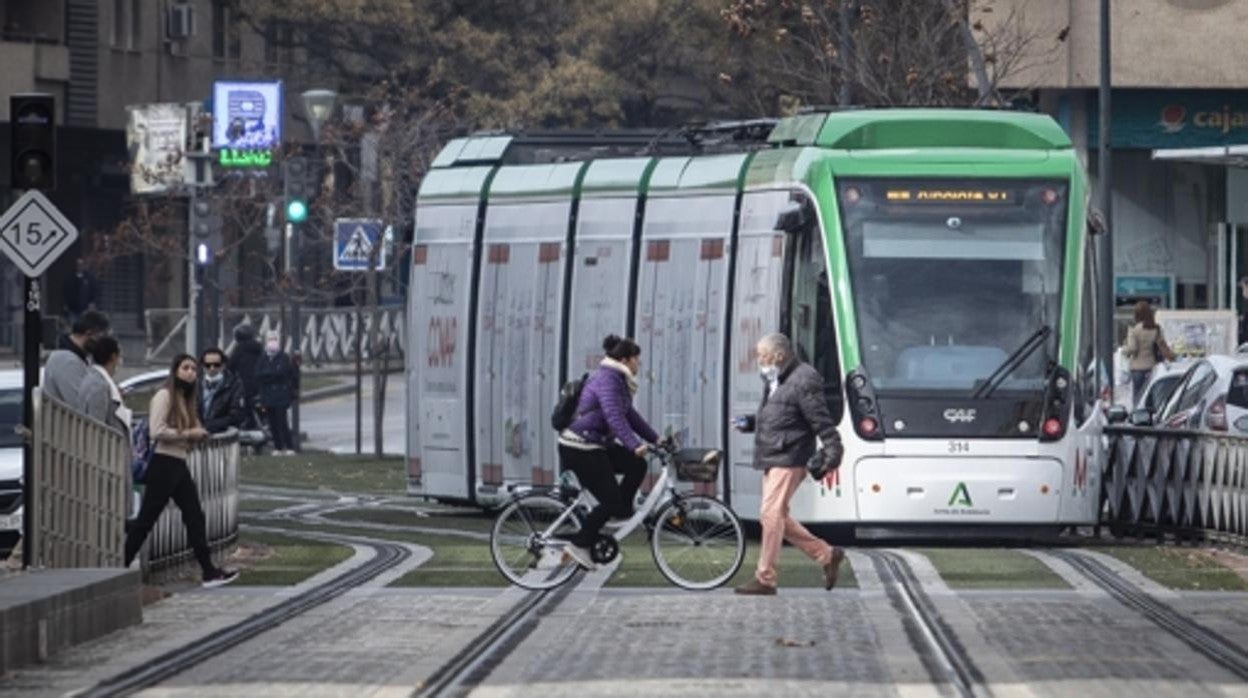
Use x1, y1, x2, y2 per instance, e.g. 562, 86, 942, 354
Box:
286, 199, 308, 223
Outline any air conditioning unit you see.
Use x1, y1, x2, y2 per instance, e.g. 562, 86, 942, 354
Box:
167, 3, 196, 40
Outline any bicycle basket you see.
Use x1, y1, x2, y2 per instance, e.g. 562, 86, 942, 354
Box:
673, 448, 722, 483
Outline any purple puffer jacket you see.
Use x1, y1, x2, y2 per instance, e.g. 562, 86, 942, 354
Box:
565, 365, 659, 451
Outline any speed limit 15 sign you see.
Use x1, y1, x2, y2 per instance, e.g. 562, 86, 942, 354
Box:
0, 190, 78, 278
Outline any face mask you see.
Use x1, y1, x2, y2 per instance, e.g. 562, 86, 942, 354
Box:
760, 364, 779, 382
175, 377, 196, 396
204, 373, 223, 387
266, 340, 280, 354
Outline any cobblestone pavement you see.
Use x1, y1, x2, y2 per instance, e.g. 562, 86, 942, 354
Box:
3, 560, 1248, 696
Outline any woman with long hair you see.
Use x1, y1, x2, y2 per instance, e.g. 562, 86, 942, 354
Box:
1124, 300, 1176, 405
123, 354, 238, 587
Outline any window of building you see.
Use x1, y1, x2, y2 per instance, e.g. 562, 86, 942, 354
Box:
212, 0, 241, 60
109, 0, 141, 49
265, 20, 294, 65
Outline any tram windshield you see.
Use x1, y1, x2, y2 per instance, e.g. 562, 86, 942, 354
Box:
837, 179, 1068, 395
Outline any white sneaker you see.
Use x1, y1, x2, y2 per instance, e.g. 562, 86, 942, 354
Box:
562, 543, 596, 570
533, 546, 564, 571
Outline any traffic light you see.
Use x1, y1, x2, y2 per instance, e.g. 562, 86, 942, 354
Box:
189, 196, 220, 265
10, 94, 56, 191
283, 156, 311, 223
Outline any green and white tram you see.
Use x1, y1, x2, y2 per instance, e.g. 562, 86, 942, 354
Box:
407, 109, 1106, 536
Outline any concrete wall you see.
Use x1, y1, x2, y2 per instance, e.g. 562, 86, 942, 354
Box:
978, 0, 1248, 90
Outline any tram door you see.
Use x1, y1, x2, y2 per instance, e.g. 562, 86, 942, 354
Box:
727, 190, 792, 513
475, 182, 578, 492
567, 193, 641, 380
408, 190, 484, 501
783, 199, 851, 521
634, 193, 734, 494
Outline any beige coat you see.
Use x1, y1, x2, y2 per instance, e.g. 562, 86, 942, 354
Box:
148, 388, 202, 459
1123, 323, 1172, 371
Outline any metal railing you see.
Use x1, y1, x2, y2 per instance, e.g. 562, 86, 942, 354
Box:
30, 389, 129, 568
144, 306, 406, 365
141, 431, 240, 578
1103, 426, 1248, 545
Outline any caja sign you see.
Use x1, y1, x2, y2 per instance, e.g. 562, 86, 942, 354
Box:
1091, 89, 1248, 148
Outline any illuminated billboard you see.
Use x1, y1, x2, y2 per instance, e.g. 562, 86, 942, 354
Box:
211, 80, 283, 150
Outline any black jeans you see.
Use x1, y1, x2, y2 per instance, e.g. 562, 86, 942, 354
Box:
124, 453, 215, 576
267, 407, 292, 451
558, 443, 647, 548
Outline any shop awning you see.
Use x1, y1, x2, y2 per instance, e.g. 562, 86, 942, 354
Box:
1151, 145, 1248, 167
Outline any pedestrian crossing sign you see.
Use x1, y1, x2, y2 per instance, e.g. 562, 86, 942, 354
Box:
333, 218, 386, 271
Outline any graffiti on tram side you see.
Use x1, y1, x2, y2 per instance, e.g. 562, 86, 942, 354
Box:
427, 316, 458, 368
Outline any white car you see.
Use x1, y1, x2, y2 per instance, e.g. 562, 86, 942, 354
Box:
0, 370, 25, 547
1154, 355, 1248, 433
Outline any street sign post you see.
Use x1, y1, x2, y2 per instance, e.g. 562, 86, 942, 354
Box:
333, 218, 386, 271
0, 189, 78, 568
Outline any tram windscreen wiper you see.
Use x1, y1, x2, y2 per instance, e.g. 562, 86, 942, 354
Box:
972, 324, 1052, 399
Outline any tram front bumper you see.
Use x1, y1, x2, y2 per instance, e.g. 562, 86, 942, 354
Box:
854, 456, 1063, 523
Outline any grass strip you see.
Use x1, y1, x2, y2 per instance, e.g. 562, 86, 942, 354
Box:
1093, 546, 1248, 592
913, 548, 1069, 590
234, 529, 354, 586
241, 451, 405, 494
321, 507, 493, 533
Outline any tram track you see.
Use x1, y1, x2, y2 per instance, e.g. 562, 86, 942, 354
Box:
865, 549, 984, 698
1049, 549, 1248, 681
414, 573, 584, 698
78, 513, 413, 696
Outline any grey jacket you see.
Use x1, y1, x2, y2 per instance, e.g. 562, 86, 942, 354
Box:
79, 368, 128, 437
749, 359, 841, 470
43, 347, 89, 407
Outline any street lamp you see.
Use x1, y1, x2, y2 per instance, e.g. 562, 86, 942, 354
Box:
302, 89, 338, 141
289, 88, 336, 454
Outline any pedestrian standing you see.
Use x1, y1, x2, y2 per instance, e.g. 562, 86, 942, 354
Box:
123, 354, 238, 587
256, 332, 296, 455
197, 347, 247, 434
732, 332, 845, 596
77, 335, 131, 438
1123, 300, 1175, 406
61, 257, 99, 329
43, 310, 110, 406
228, 324, 264, 425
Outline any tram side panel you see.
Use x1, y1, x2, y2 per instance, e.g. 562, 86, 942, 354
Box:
635, 195, 734, 495
567, 197, 637, 375
407, 204, 478, 500
726, 191, 792, 516
474, 202, 570, 497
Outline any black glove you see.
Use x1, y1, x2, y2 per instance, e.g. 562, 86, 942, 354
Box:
807, 440, 843, 481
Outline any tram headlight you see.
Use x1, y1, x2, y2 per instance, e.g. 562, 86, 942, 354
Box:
1041, 417, 1062, 438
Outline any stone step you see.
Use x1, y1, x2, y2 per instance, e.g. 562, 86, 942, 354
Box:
0, 568, 141, 675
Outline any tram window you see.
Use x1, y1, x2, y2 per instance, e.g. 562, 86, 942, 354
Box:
1075, 238, 1098, 422
787, 213, 843, 422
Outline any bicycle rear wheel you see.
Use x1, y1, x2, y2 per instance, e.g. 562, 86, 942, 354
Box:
650, 495, 745, 590
490, 494, 581, 590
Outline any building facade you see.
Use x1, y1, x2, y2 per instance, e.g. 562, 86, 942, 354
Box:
983, 0, 1248, 317
1, 0, 312, 353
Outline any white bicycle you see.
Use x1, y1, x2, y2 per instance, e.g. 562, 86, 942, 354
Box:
489, 442, 746, 591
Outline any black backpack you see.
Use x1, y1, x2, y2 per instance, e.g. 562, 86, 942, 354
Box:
551, 372, 589, 431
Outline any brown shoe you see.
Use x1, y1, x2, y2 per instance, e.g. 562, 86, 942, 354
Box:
734, 578, 777, 596
823, 548, 846, 590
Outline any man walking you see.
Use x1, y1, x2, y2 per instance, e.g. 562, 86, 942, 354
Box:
732, 332, 845, 595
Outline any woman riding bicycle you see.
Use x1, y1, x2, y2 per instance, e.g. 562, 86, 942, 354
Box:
557, 334, 660, 569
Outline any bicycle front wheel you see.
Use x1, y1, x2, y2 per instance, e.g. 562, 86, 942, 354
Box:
490, 494, 581, 590
650, 495, 745, 590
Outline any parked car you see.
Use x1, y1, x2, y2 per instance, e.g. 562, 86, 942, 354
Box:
1152, 355, 1248, 434
1136, 363, 1188, 417
0, 370, 24, 556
